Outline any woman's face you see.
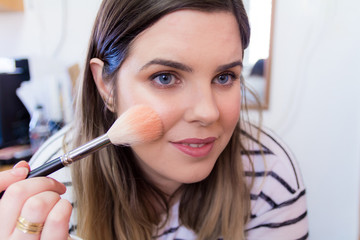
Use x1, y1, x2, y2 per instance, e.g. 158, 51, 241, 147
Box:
115, 10, 243, 194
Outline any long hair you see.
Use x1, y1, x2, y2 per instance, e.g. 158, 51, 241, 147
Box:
71, 0, 252, 239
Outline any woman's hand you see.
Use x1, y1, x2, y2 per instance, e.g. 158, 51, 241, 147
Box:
0, 161, 72, 240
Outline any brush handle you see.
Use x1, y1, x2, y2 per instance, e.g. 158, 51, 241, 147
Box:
27, 156, 64, 178
0, 134, 111, 198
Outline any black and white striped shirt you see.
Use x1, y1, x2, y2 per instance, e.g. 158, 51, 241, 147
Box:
29, 125, 308, 239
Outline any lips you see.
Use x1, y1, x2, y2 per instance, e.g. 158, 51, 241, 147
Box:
171, 137, 216, 158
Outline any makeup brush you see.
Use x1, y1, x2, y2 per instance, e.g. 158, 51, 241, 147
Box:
27, 105, 163, 178
0, 105, 163, 198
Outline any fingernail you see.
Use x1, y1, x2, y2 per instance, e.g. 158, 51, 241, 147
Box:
11, 167, 29, 177
13, 160, 26, 168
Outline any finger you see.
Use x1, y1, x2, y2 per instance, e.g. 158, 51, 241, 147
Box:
11, 191, 61, 240
0, 161, 29, 194
0, 178, 66, 237
41, 199, 72, 240
13, 160, 31, 171
0, 167, 29, 191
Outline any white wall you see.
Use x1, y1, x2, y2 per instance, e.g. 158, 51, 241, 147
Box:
1, 0, 359, 239
0, 0, 101, 64
262, 0, 360, 239
0, 0, 101, 122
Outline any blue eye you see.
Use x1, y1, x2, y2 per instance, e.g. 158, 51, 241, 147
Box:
213, 73, 236, 86
217, 74, 230, 84
153, 73, 175, 85
150, 72, 180, 88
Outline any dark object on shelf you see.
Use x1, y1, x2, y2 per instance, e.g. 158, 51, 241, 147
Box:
0, 58, 31, 149
0, 144, 32, 166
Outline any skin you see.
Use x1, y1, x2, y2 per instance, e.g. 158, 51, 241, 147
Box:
92, 10, 243, 195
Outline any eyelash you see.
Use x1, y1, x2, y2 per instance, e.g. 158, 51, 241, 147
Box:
149, 71, 239, 89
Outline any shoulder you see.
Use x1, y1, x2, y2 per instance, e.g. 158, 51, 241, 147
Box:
241, 125, 309, 239
242, 126, 305, 191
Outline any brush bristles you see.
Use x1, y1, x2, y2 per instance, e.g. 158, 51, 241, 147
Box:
107, 105, 164, 146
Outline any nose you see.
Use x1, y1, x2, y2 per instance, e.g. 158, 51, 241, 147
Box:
184, 85, 220, 126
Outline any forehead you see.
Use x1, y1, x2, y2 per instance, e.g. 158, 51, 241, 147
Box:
128, 10, 243, 65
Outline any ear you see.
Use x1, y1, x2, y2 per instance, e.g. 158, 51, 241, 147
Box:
90, 58, 115, 112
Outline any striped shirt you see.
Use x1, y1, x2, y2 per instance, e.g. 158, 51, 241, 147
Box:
29, 125, 308, 239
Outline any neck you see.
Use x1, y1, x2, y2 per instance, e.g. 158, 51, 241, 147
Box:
152, 185, 182, 217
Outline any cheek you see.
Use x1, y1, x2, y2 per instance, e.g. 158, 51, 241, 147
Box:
220, 91, 241, 131
115, 82, 141, 114
151, 104, 182, 133
116, 86, 182, 133
228, 103, 241, 127
115, 76, 182, 130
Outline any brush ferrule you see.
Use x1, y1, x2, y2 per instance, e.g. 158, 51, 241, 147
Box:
60, 154, 72, 166
61, 134, 111, 166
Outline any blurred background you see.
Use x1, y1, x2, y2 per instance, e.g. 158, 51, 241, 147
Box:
0, 0, 359, 239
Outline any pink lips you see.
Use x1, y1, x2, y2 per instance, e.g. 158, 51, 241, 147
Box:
171, 137, 216, 158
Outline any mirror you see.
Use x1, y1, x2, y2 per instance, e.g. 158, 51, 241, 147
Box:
243, 0, 275, 109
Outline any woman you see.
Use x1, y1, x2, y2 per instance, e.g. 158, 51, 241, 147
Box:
0, 0, 308, 239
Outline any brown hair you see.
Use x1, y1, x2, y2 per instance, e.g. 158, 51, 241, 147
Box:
71, 0, 252, 239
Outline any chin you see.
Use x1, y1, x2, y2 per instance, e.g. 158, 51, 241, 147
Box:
179, 165, 215, 184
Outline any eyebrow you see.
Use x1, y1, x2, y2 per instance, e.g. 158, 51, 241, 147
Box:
216, 60, 243, 72
140, 59, 193, 72
139, 58, 243, 73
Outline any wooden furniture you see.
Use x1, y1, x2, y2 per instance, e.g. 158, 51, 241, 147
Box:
0, 164, 12, 172
0, 0, 24, 12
